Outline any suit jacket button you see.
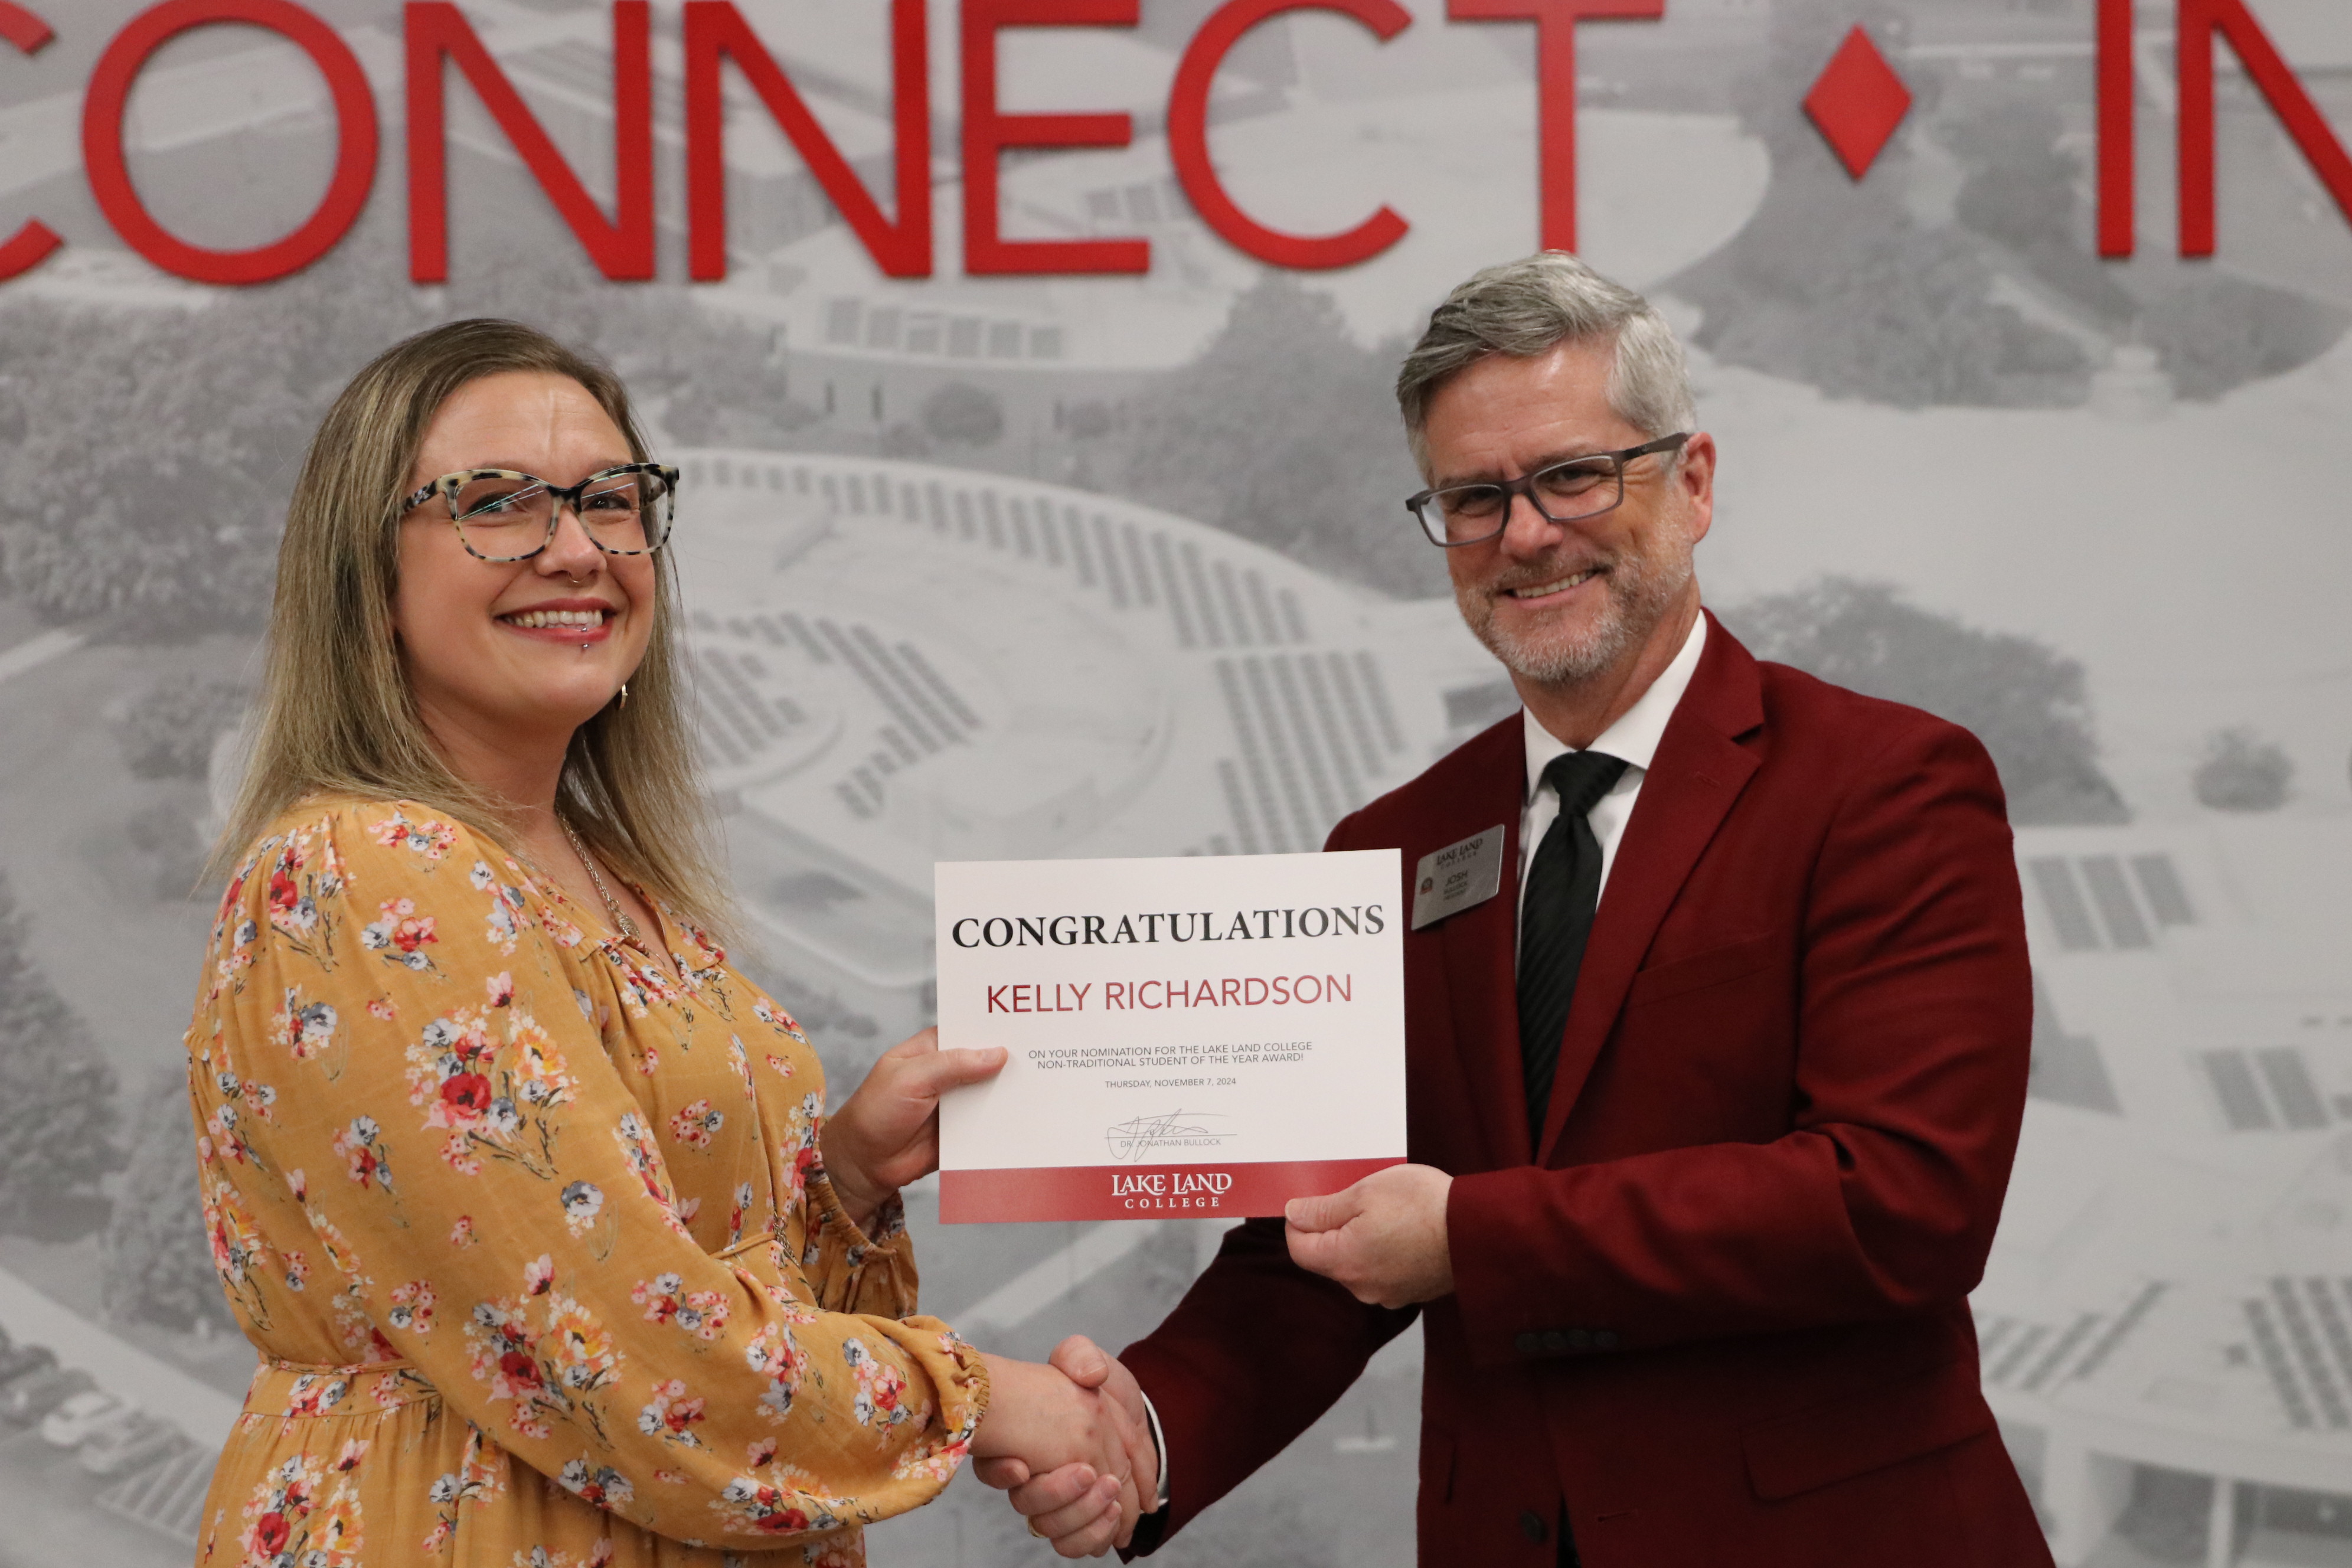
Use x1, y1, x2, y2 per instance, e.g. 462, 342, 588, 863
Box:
1564, 1328, 1592, 1351
1519, 1510, 1549, 1543
1541, 1331, 1569, 1354
1593, 1329, 1619, 1351
1514, 1332, 1541, 1356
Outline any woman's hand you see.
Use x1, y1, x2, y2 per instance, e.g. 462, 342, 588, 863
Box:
972, 1353, 1145, 1558
974, 1335, 1159, 1554
818, 1027, 1005, 1233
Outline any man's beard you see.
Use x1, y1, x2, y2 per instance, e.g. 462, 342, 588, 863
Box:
1455, 531, 1694, 687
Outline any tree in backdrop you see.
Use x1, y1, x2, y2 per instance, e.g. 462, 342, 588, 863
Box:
102, 1067, 233, 1333
1721, 577, 2128, 825
1674, 0, 2088, 407
1116, 275, 1443, 600
2192, 727, 2292, 812
0, 874, 121, 1233
2136, 276, 2346, 401
1948, 95, 2077, 253
0, 298, 339, 636
878, 420, 934, 460
920, 381, 1006, 447
1935, 86, 2343, 398
115, 672, 253, 780
1942, 89, 2137, 329
0, 227, 812, 640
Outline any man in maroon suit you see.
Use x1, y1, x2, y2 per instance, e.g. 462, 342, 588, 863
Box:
986, 251, 2052, 1566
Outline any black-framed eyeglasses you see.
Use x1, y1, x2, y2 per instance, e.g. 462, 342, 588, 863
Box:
401, 463, 681, 562
1405, 433, 1690, 548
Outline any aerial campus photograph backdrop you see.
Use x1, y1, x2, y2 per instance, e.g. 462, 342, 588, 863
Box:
0, 0, 2347, 1562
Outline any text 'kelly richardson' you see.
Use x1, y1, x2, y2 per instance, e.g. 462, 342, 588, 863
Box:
985, 976, 1354, 1014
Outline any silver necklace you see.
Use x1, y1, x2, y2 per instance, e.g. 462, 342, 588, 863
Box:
560, 816, 643, 945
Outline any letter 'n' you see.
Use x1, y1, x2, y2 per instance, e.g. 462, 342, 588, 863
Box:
2156, 0, 2352, 257
684, 0, 932, 279
406, 1, 655, 282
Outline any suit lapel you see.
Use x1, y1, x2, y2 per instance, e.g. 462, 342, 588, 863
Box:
1418, 720, 1531, 1172
1535, 618, 1766, 1165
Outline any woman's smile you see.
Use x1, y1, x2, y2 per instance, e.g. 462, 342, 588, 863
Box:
496, 596, 620, 641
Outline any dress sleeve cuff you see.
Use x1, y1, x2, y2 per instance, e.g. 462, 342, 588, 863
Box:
808, 1167, 907, 1252
804, 1168, 920, 1317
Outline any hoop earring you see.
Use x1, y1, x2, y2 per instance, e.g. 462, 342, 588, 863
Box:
616, 682, 629, 711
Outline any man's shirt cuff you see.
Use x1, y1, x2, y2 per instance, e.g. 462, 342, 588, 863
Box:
1139, 1387, 1170, 1511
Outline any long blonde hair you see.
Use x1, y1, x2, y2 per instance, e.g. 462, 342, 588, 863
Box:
213, 318, 730, 936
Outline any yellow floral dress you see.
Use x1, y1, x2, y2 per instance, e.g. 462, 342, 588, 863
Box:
184, 798, 988, 1566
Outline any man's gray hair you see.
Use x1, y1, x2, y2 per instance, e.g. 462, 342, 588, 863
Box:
1396, 251, 1697, 473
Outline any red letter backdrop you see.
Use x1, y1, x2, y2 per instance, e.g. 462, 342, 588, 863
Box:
0, 1, 57, 281
83, 0, 377, 285
1445, 0, 1662, 254
1168, 0, 1411, 269
961, 0, 1148, 276
405, 0, 655, 283
2095, 0, 2132, 256
2174, 0, 2352, 258
684, 0, 932, 281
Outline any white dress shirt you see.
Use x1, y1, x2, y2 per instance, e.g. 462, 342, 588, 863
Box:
1517, 613, 1707, 939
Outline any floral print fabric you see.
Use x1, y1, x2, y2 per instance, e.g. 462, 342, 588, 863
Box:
187, 799, 987, 1565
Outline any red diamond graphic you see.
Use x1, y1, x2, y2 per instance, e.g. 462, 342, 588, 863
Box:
1804, 25, 1912, 180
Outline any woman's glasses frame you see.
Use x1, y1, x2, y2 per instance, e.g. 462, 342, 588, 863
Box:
400, 462, 681, 563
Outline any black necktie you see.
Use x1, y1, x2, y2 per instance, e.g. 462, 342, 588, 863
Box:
1517, 749, 1629, 1148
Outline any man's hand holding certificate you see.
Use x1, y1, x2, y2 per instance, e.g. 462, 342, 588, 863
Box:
935, 851, 1406, 1222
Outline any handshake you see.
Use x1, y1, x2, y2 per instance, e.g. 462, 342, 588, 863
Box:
957, 1156, 1463, 1557
827, 1031, 1461, 1554
972, 1337, 1157, 1559
822, 1034, 1157, 1553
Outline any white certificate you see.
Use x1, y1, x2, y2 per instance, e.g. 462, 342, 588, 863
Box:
935, 851, 1405, 1222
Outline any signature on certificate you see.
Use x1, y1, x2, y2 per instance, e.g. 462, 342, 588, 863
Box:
1104, 1110, 1233, 1162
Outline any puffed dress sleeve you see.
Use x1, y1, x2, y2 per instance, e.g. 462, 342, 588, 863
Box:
797, 1181, 926, 1322
208, 801, 988, 1550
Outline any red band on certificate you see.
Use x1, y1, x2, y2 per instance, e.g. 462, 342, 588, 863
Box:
938, 1157, 1402, 1223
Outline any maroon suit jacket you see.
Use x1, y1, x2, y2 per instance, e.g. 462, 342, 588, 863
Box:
1121, 615, 2053, 1567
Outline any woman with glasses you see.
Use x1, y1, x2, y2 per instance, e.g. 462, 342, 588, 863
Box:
187, 319, 1145, 1564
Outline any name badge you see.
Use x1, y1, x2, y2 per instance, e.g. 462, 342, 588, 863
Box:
1410, 825, 1507, 930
